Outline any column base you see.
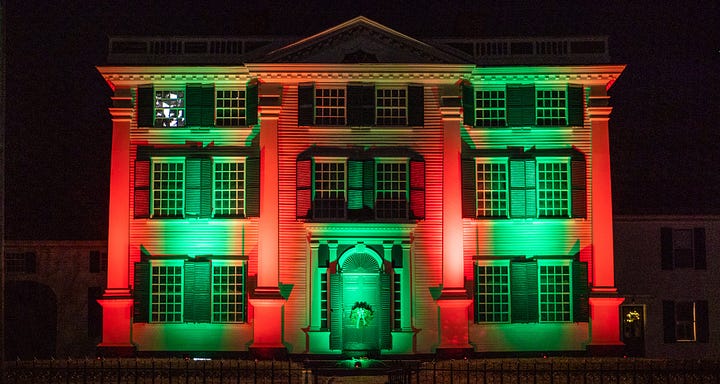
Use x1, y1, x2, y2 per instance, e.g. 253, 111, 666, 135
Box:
249, 346, 288, 360
436, 288, 472, 351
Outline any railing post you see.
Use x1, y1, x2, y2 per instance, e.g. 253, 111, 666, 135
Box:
432, 361, 436, 384
254, 359, 258, 384
450, 361, 453, 384
151, 358, 155, 384
185, 358, 189, 384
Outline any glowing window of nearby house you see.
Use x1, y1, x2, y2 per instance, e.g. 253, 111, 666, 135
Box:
674, 301, 696, 342
475, 89, 507, 127
475, 261, 510, 323
211, 261, 246, 323
313, 158, 347, 219
151, 158, 185, 218
315, 87, 346, 125
213, 157, 245, 217
154, 89, 186, 127
150, 262, 183, 323
375, 159, 408, 219
475, 158, 509, 218
375, 87, 407, 126
538, 262, 571, 322
215, 89, 246, 127
535, 89, 567, 126
537, 158, 570, 217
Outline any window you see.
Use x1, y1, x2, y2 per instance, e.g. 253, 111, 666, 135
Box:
315, 87, 346, 125
536, 89, 567, 126
150, 263, 183, 323
213, 157, 245, 217
151, 158, 185, 218
215, 89, 246, 126
375, 159, 408, 219
475, 262, 510, 322
475, 159, 508, 217
537, 159, 570, 217
475, 89, 506, 127
376, 87, 407, 125
539, 263, 571, 322
661, 227, 706, 270
89, 251, 108, 273
313, 158, 347, 219
663, 300, 709, 343
154, 89, 185, 127
5, 252, 37, 274
212, 261, 246, 323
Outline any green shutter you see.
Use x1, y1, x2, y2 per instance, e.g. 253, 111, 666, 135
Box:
662, 300, 676, 343
567, 84, 584, 126
185, 157, 202, 217
462, 83, 475, 126
347, 160, 364, 210
509, 159, 527, 218
134, 159, 150, 218
506, 84, 535, 126
362, 159, 375, 209
524, 160, 536, 217
200, 158, 213, 218
660, 227, 673, 270
461, 158, 476, 218
246, 82, 258, 126
185, 83, 203, 127
245, 156, 260, 217
347, 84, 374, 126
571, 157, 587, 218
329, 274, 343, 350
133, 262, 150, 323
510, 260, 538, 323
318, 244, 330, 268
137, 85, 155, 127
694, 228, 707, 270
184, 260, 211, 323
407, 84, 424, 126
379, 274, 392, 350
297, 83, 315, 126
572, 260, 589, 322
201, 84, 215, 127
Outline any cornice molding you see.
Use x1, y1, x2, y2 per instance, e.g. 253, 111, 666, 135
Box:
97, 66, 252, 85
469, 65, 625, 84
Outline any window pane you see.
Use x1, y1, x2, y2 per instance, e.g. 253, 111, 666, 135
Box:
212, 263, 246, 323
216, 89, 246, 126
476, 264, 510, 322
315, 88, 346, 125
152, 160, 184, 217
539, 264, 571, 322
151, 265, 183, 322
536, 90, 567, 126
155, 90, 186, 127
475, 90, 506, 127
376, 88, 407, 126
376, 161, 408, 219
537, 161, 569, 217
214, 159, 245, 216
314, 160, 346, 219
476, 160, 508, 217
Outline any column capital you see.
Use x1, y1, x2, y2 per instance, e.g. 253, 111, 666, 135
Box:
587, 106, 613, 120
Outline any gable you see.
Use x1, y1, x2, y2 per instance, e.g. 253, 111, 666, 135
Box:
259, 16, 464, 64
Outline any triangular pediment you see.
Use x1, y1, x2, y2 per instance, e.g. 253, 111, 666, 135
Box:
259, 16, 464, 64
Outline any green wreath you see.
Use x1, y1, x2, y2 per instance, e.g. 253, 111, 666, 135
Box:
349, 301, 374, 328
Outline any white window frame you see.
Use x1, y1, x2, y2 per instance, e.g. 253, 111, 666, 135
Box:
375, 86, 408, 126
475, 260, 511, 323
212, 156, 246, 217
211, 260, 247, 323
535, 87, 568, 126
475, 157, 509, 218
150, 157, 185, 218
154, 88, 186, 127
375, 157, 409, 219
475, 87, 507, 127
675, 301, 697, 342
536, 157, 571, 218
537, 259, 572, 323
149, 260, 184, 323
312, 157, 347, 219
315, 85, 346, 126
215, 88, 246, 127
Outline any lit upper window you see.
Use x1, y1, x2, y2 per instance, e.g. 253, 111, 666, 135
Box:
154, 90, 185, 127
375, 87, 407, 126
151, 158, 185, 218
215, 89, 246, 127
315, 87, 346, 126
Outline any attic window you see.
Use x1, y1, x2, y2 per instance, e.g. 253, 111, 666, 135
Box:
342, 49, 378, 63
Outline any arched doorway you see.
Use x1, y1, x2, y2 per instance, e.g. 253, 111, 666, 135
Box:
330, 246, 391, 355
4, 281, 58, 359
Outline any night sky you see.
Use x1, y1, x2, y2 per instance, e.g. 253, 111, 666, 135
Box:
4, 1, 719, 240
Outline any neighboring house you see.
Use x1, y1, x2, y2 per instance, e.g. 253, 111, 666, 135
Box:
614, 215, 719, 358
3, 240, 107, 358
97, 17, 625, 357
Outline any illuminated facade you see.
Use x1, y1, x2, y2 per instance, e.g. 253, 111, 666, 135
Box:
97, 17, 625, 356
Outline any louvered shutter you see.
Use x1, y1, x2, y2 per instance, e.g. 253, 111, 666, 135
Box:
694, 227, 707, 270
297, 83, 315, 126
524, 160, 536, 217
409, 159, 425, 220
511, 260, 538, 323
296, 159, 312, 219
318, 244, 329, 268
567, 85, 584, 126
134, 159, 150, 218
185, 83, 203, 127
201, 84, 215, 127
246, 82, 258, 126
507, 85, 535, 126
462, 83, 475, 126
185, 157, 202, 217
137, 85, 155, 127
379, 274, 392, 350
200, 158, 213, 217
133, 262, 150, 323
407, 84, 424, 126
461, 158, 477, 218
245, 156, 260, 217
660, 227, 673, 270
362, 159, 375, 209
572, 260, 589, 322
662, 300, 676, 343
329, 274, 343, 350
347, 84, 374, 126
347, 160, 364, 210
509, 159, 529, 218
571, 157, 587, 218
696, 300, 709, 342
184, 260, 211, 323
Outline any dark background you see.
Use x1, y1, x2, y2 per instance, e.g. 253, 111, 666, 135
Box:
4, 1, 719, 240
